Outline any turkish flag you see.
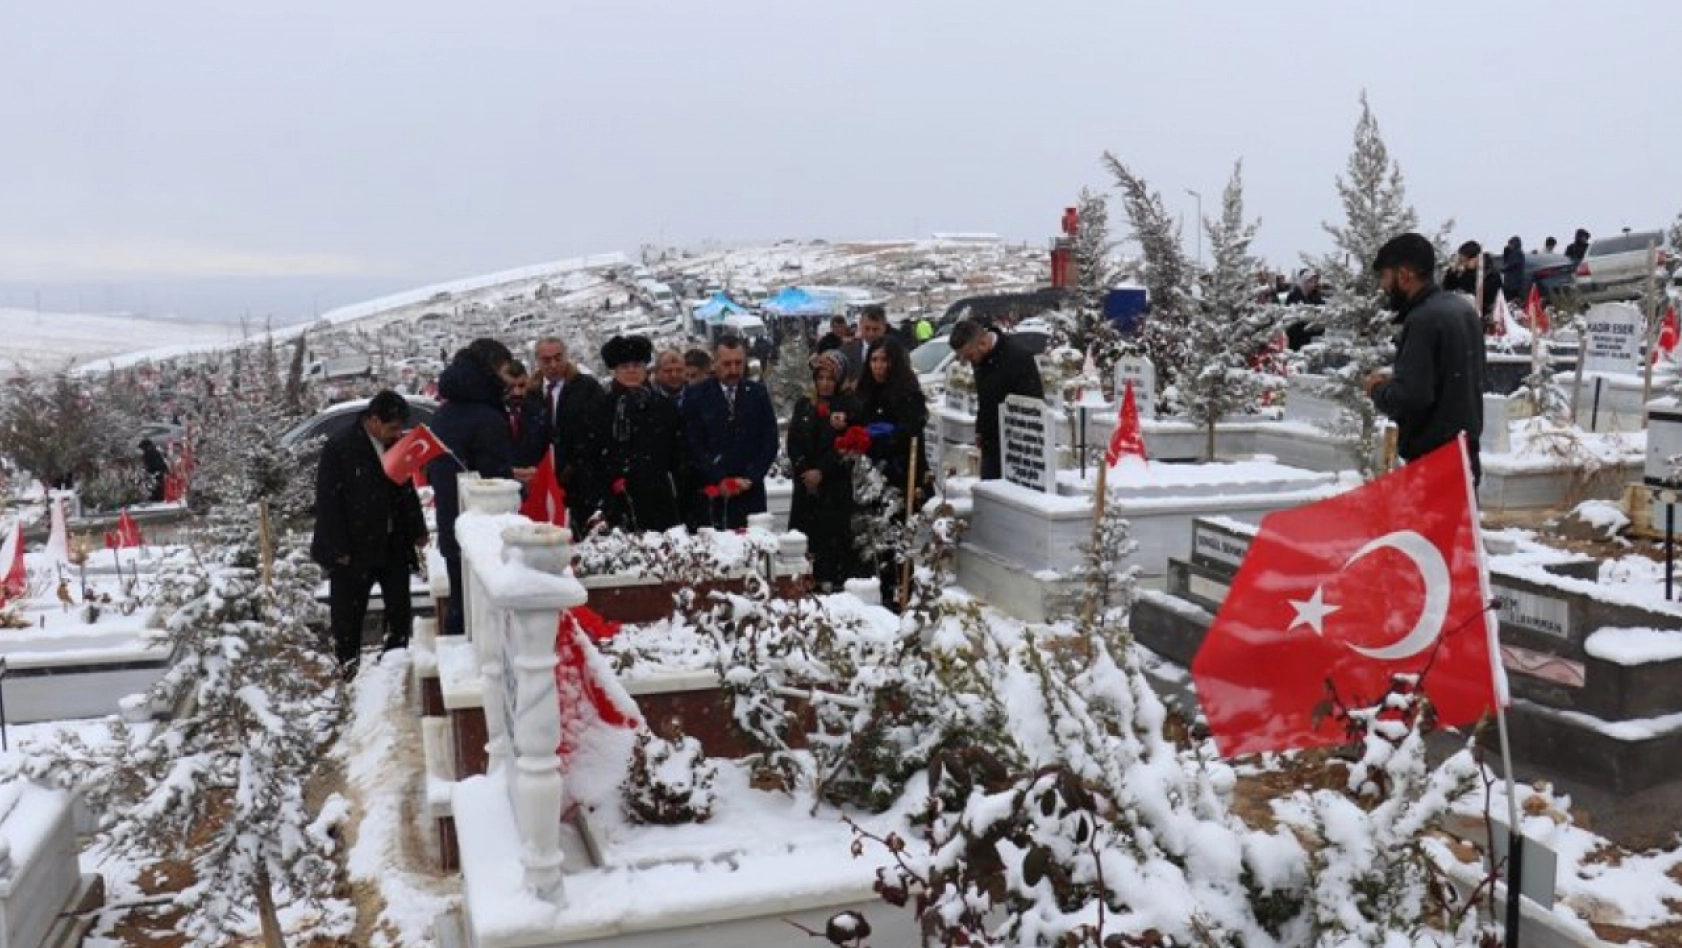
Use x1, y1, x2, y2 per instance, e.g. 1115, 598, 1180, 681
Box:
554, 610, 640, 769
1525, 284, 1549, 336
382, 424, 449, 484
0, 521, 26, 602
115, 508, 143, 548
1105, 381, 1148, 466
518, 447, 568, 527
1191, 437, 1500, 757
1656, 305, 1679, 363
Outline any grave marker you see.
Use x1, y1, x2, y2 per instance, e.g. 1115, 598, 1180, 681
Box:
1000, 395, 1056, 492
1580, 302, 1643, 375
1114, 356, 1155, 420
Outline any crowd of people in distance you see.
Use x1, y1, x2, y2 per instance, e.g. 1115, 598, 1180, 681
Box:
328, 304, 1043, 648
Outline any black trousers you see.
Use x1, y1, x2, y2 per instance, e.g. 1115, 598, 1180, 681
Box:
327, 559, 413, 667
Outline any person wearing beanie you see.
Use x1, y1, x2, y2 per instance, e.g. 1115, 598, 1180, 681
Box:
583, 335, 682, 533
786, 350, 863, 590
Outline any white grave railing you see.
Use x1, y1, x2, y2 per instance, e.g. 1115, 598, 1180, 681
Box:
455, 475, 584, 905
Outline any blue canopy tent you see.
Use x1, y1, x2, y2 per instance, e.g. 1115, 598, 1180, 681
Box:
761, 287, 836, 319
692, 292, 749, 325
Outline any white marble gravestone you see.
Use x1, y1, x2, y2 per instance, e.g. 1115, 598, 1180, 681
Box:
1580, 303, 1643, 375
1000, 395, 1056, 492
1114, 356, 1156, 419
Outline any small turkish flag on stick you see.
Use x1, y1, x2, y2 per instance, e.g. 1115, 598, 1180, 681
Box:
1191, 437, 1501, 757
382, 424, 453, 484
1525, 284, 1550, 336
518, 446, 568, 527
1105, 381, 1148, 466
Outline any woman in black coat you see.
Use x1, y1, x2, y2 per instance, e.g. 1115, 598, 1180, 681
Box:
854, 337, 935, 610
587, 335, 683, 533
786, 349, 862, 591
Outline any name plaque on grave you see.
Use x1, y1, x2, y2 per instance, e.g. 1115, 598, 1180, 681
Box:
1114, 356, 1156, 419
1000, 394, 1056, 492
1580, 303, 1642, 375
1490, 583, 1572, 639
1191, 523, 1252, 571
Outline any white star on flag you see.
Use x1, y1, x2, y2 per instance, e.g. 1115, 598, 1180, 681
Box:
1286, 585, 1340, 636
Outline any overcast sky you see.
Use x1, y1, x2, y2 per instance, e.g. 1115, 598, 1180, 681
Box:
2, 1, 1675, 319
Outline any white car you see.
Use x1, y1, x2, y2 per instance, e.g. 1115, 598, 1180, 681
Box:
1576, 230, 1671, 303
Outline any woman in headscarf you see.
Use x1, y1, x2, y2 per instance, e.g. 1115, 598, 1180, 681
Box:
586, 335, 683, 532
785, 349, 862, 591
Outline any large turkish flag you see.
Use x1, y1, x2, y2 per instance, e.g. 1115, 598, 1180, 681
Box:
1191, 437, 1501, 757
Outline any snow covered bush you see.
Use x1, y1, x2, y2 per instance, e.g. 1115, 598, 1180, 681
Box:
622, 729, 719, 825
12, 505, 351, 947
572, 525, 779, 582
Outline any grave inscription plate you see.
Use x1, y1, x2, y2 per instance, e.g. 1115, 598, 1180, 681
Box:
1000, 395, 1056, 492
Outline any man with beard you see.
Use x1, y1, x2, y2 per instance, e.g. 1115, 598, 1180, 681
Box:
1363, 232, 1487, 483
311, 390, 429, 676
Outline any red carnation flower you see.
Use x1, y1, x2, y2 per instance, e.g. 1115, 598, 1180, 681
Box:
816, 403, 831, 419
704, 484, 721, 499
612, 477, 627, 495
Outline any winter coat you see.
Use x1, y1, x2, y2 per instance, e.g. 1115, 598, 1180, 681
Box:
140, 440, 170, 502
508, 396, 549, 468
681, 377, 779, 525
311, 423, 427, 571
787, 393, 864, 587
585, 383, 684, 532
533, 372, 605, 519
860, 385, 932, 501
1370, 284, 1486, 481
426, 356, 515, 556
1442, 255, 1504, 318
972, 331, 1046, 480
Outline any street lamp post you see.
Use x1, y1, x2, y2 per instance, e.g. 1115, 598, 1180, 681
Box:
1185, 189, 1203, 269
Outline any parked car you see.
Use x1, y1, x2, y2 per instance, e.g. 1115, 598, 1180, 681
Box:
914, 321, 1051, 395
1508, 251, 1578, 303
1574, 230, 1670, 303
278, 396, 439, 450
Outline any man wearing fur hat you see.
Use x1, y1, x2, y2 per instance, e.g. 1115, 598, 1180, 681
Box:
585, 335, 683, 532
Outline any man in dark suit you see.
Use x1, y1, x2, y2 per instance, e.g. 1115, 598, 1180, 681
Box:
533, 336, 605, 528
311, 390, 429, 677
681, 336, 779, 529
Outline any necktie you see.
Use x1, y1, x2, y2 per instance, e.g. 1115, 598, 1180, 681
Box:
547, 381, 561, 424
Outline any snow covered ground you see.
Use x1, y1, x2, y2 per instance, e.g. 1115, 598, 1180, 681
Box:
0, 306, 246, 378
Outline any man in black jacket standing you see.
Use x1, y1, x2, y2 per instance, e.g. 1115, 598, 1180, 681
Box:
949, 318, 1046, 480
1364, 233, 1488, 483
533, 336, 604, 527
311, 390, 429, 676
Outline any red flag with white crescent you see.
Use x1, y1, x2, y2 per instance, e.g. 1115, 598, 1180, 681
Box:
116, 508, 143, 548
382, 424, 449, 484
1190, 437, 1500, 757
1525, 284, 1550, 336
518, 446, 568, 527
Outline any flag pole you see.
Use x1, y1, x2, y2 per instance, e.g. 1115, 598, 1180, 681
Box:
1464, 434, 1524, 947
1081, 456, 1110, 632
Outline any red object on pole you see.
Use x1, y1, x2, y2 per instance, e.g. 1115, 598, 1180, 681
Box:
1061, 206, 1079, 237
1, 521, 26, 602
1105, 382, 1148, 465
115, 508, 143, 548
1190, 438, 1499, 757
519, 447, 568, 527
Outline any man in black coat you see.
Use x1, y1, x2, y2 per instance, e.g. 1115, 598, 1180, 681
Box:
533, 336, 605, 528
681, 336, 779, 528
311, 390, 429, 674
949, 318, 1046, 480
1364, 233, 1487, 483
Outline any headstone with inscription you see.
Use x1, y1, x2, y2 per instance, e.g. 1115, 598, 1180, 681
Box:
999, 394, 1057, 492
1580, 302, 1643, 375
1114, 356, 1155, 420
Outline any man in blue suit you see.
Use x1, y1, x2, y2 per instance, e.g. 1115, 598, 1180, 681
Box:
681, 336, 778, 529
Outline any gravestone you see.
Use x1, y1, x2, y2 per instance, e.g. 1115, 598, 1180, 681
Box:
1000, 394, 1056, 492
1580, 303, 1643, 375
1114, 356, 1155, 420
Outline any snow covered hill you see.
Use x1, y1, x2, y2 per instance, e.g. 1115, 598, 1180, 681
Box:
0, 307, 246, 378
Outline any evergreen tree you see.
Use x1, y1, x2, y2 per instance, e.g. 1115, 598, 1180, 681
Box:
17, 509, 349, 946
1306, 92, 1424, 478
1050, 187, 1126, 374
1180, 161, 1286, 459
1102, 154, 1193, 412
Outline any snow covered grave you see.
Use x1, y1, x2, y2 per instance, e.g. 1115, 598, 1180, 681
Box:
1137, 515, 1682, 797
0, 781, 98, 948
958, 456, 1340, 621
426, 482, 913, 948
